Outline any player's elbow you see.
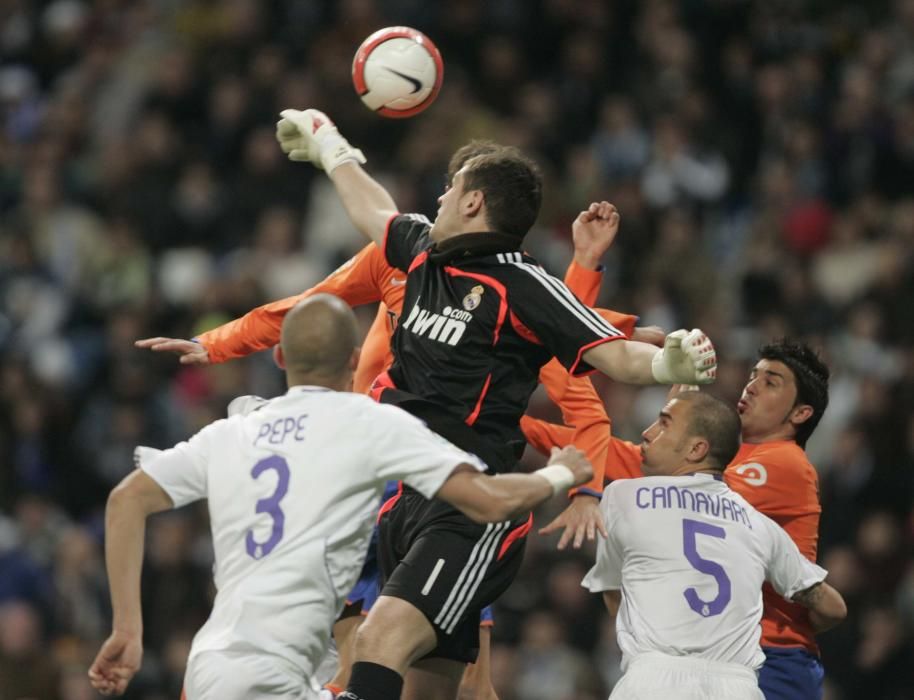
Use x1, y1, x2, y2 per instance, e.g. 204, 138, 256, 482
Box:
809, 584, 848, 633
820, 588, 848, 626
107, 478, 135, 511
832, 597, 848, 625
107, 470, 173, 517
105, 479, 140, 531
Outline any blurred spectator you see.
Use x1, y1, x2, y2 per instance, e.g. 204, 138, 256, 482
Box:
0, 519, 52, 610
591, 95, 650, 183
51, 526, 108, 641
641, 115, 729, 208
140, 511, 211, 652
514, 609, 603, 700
642, 207, 718, 318
0, 599, 60, 700
849, 605, 914, 699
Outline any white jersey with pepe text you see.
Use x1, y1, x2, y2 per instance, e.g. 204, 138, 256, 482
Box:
582, 474, 826, 672
137, 386, 485, 679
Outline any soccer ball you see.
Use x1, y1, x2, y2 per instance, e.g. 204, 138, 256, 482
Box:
352, 26, 443, 118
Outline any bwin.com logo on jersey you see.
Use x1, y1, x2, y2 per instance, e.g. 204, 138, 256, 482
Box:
402, 299, 472, 346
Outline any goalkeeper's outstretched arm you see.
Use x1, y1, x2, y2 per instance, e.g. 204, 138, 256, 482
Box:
276, 108, 396, 246
329, 162, 398, 246
583, 329, 718, 386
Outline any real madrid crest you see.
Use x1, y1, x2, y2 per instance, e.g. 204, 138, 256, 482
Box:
462, 285, 484, 311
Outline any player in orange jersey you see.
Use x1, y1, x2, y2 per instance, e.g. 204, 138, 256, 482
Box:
524, 339, 833, 700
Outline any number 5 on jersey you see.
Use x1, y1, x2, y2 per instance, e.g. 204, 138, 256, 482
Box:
246, 456, 290, 559
682, 518, 731, 617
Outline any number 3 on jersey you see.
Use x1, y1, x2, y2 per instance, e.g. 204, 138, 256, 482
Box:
681, 518, 731, 617
245, 455, 290, 559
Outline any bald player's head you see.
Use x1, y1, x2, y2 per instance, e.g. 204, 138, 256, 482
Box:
278, 294, 360, 388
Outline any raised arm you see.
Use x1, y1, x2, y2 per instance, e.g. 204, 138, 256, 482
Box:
136, 243, 390, 365
792, 581, 847, 633
570, 201, 620, 273
276, 109, 397, 245
529, 360, 610, 550
565, 202, 662, 343
328, 162, 399, 245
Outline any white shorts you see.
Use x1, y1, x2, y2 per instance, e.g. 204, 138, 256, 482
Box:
610, 653, 763, 700
185, 650, 318, 700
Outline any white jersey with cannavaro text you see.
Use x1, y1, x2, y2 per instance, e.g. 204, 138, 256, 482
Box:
137, 386, 486, 683
583, 474, 827, 673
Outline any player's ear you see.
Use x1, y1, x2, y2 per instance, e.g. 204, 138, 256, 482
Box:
463, 189, 484, 217
689, 437, 710, 464
273, 345, 286, 370
791, 403, 814, 428
349, 347, 361, 372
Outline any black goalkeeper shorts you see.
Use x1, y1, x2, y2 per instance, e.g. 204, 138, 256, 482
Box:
377, 490, 530, 663
375, 388, 530, 662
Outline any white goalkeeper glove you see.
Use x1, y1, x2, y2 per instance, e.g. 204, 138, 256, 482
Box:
651, 329, 717, 385
276, 108, 366, 173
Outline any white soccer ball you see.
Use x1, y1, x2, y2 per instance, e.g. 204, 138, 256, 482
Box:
352, 26, 443, 118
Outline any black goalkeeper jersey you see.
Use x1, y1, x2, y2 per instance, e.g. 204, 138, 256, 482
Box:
379, 213, 624, 450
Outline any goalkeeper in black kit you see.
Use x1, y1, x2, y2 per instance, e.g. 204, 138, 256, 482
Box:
275, 108, 719, 700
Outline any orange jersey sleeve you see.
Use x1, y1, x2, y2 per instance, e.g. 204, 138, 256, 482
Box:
532, 359, 609, 498
563, 260, 603, 306
520, 413, 644, 490
517, 261, 636, 496
526, 359, 644, 493
563, 261, 638, 337
604, 435, 644, 481
595, 308, 636, 338
353, 303, 396, 394
725, 441, 822, 653
198, 244, 400, 364
351, 248, 407, 393
520, 416, 574, 458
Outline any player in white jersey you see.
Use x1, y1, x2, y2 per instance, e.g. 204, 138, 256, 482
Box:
88, 294, 593, 699
583, 391, 846, 700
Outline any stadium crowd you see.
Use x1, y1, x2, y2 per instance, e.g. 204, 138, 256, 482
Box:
1, 0, 913, 697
